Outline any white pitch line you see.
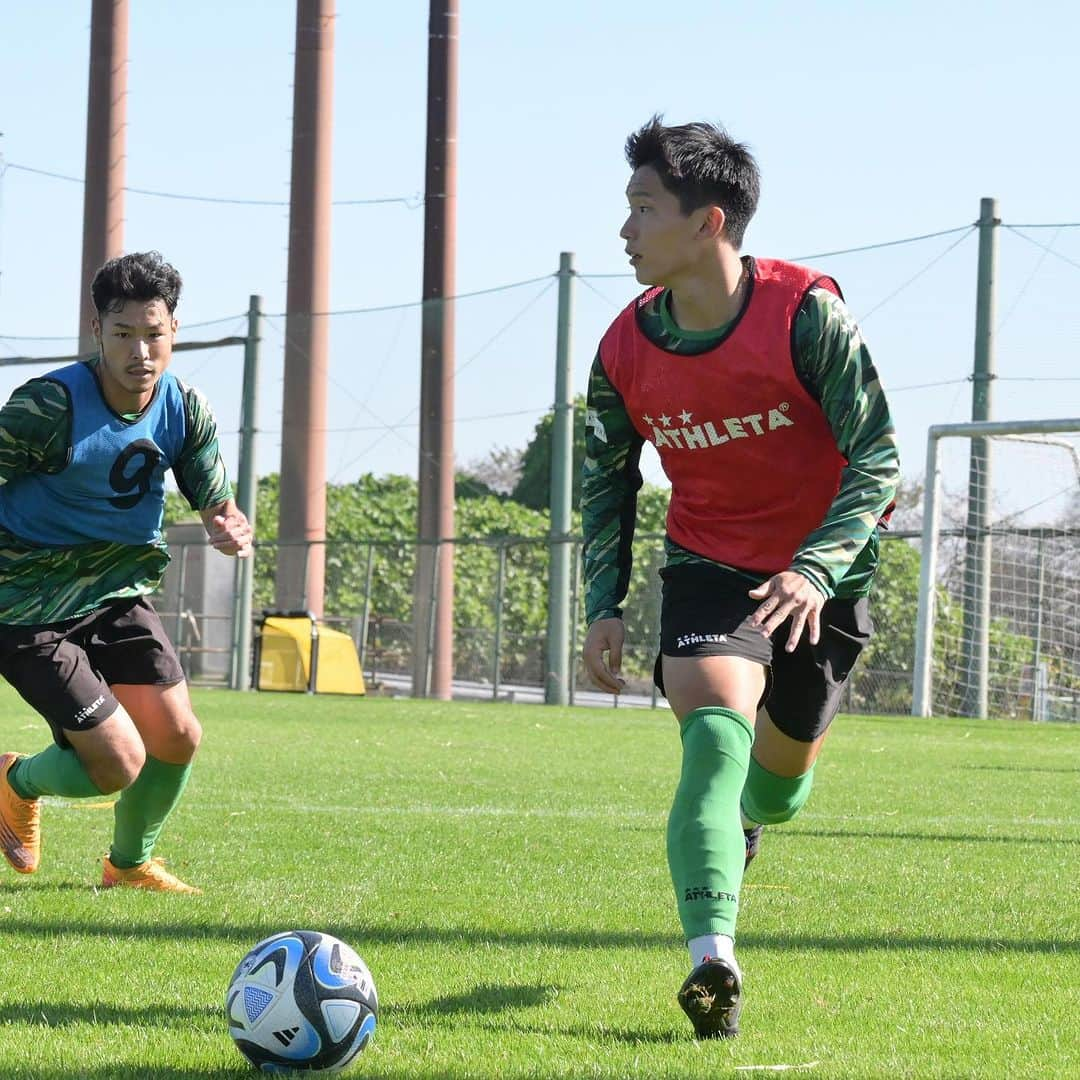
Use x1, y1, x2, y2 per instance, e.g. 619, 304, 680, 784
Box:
189, 799, 1080, 829
735, 1064, 820, 1073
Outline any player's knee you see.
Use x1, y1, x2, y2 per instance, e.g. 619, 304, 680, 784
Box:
740, 758, 815, 825
89, 741, 147, 793
181, 714, 203, 756
157, 712, 202, 762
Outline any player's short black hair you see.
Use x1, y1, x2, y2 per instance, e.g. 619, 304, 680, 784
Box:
625, 116, 760, 248
91, 251, 183, 316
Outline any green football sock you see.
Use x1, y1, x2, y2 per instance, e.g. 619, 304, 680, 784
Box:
740, 757, 815, 825
9, 745, 104, 800
109, 756, 193, 868
666, 706, 754, 941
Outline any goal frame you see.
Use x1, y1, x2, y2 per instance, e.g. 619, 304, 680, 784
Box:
911, 417, 1080, 717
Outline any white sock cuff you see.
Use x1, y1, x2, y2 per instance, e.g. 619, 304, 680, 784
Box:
688, 933, 738, 972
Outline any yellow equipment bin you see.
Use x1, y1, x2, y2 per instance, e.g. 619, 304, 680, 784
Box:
253, 610, 366, 695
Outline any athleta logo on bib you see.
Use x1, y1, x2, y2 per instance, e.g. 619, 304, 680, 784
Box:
642, 402, 794, 450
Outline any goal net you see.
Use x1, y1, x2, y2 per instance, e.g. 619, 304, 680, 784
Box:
912, 419, 1080, 720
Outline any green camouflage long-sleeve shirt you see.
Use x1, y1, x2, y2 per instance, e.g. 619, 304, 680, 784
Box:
0, 362, 232, 624
581, 275, 899, 624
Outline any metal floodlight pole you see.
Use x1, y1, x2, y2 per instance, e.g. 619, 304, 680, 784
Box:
958, 197, 999, 717
412, 0, 459, 699
276, 0, 335, 618
230, 295, 262, 690
78, 0, 128, 353
545, 252, 575, 705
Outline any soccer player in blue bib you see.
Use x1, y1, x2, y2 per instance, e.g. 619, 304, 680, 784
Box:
0, 251, 252, 893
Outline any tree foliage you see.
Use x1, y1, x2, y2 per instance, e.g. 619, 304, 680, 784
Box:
511, 394, 588, 511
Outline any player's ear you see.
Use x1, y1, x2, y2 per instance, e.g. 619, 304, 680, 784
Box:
700, 206, 726, 240
90, 316, 102, 342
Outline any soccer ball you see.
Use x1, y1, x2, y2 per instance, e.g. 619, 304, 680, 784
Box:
226, 930, 378, 1073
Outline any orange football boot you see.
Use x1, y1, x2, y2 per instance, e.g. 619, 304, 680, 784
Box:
0, 752, 41, 873
101, 855, 202, 894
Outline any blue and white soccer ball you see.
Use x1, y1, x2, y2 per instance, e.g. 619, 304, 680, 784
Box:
226, 930, 378, 1074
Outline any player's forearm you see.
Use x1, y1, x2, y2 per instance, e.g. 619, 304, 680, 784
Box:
790, 288, 901, 594
788, 393, 900, 594
582, 504, 633, 623
789, 445, 899, 595
175, 380, 233, 510
581, 354, 643, 622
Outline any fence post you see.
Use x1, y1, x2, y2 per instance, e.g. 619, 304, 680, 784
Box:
424, 539, 441, 697
1032, 536, 1046, 721
913, 430, 944, 717
357, 542, 376, 674
492, 540, 507, 700
568, 538, 581, 706
230, 293, 261, 690
299, 541, 313, 612
545, 252, 576, 705
173, 542, 190, 678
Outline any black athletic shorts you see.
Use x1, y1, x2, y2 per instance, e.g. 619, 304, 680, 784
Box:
654, 561, 873, 742
0, 596, 185, 749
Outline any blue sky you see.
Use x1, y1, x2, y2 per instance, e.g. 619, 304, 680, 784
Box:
1, 1, 1078, 518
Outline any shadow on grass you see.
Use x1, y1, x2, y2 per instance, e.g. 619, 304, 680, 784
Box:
964, 765, 1079, 774
784, 827, 1079, 846
4, 1069, 250, 1080
398, 982, 559, 1018
1, 915, 1074, 955
392, 983, 686, 1046
513, 1021, 688, 1045
737, 930, 1077, 954
0, 999, 219, 1028
0, 881, 104, 894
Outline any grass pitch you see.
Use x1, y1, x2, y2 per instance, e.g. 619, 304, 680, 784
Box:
0, 685, 1076, 1079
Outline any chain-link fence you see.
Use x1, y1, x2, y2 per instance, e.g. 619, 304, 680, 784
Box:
155, 530, 964, 716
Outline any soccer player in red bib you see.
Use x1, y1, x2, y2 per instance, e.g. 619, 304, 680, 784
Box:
581, 118, 899, 1037
0, 251, 252, 893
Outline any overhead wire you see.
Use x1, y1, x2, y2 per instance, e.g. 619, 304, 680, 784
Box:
1004, 225, 1080, 275
792, 224, 975, 262
997, 226, 1062, 331
222, 407, 549, 439
3, 161, 421, 208
264, 274, 555, 319
329, 277, 557, 483
333, 303, 412, 476
3, 219, 1078, 341
856, 227, 976, 322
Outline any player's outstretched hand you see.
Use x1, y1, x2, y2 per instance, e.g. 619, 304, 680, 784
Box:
748, 571, 824, 652
208, 510, 254, 558
583, 617, 627, 694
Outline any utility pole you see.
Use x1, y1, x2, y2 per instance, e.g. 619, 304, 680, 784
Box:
231, 295, 262, 690
276, 0, 335, 617
959, 197, 999, 718
78, 0, 128, 353
411, 0, 459, 699
545, 253, 575, 705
